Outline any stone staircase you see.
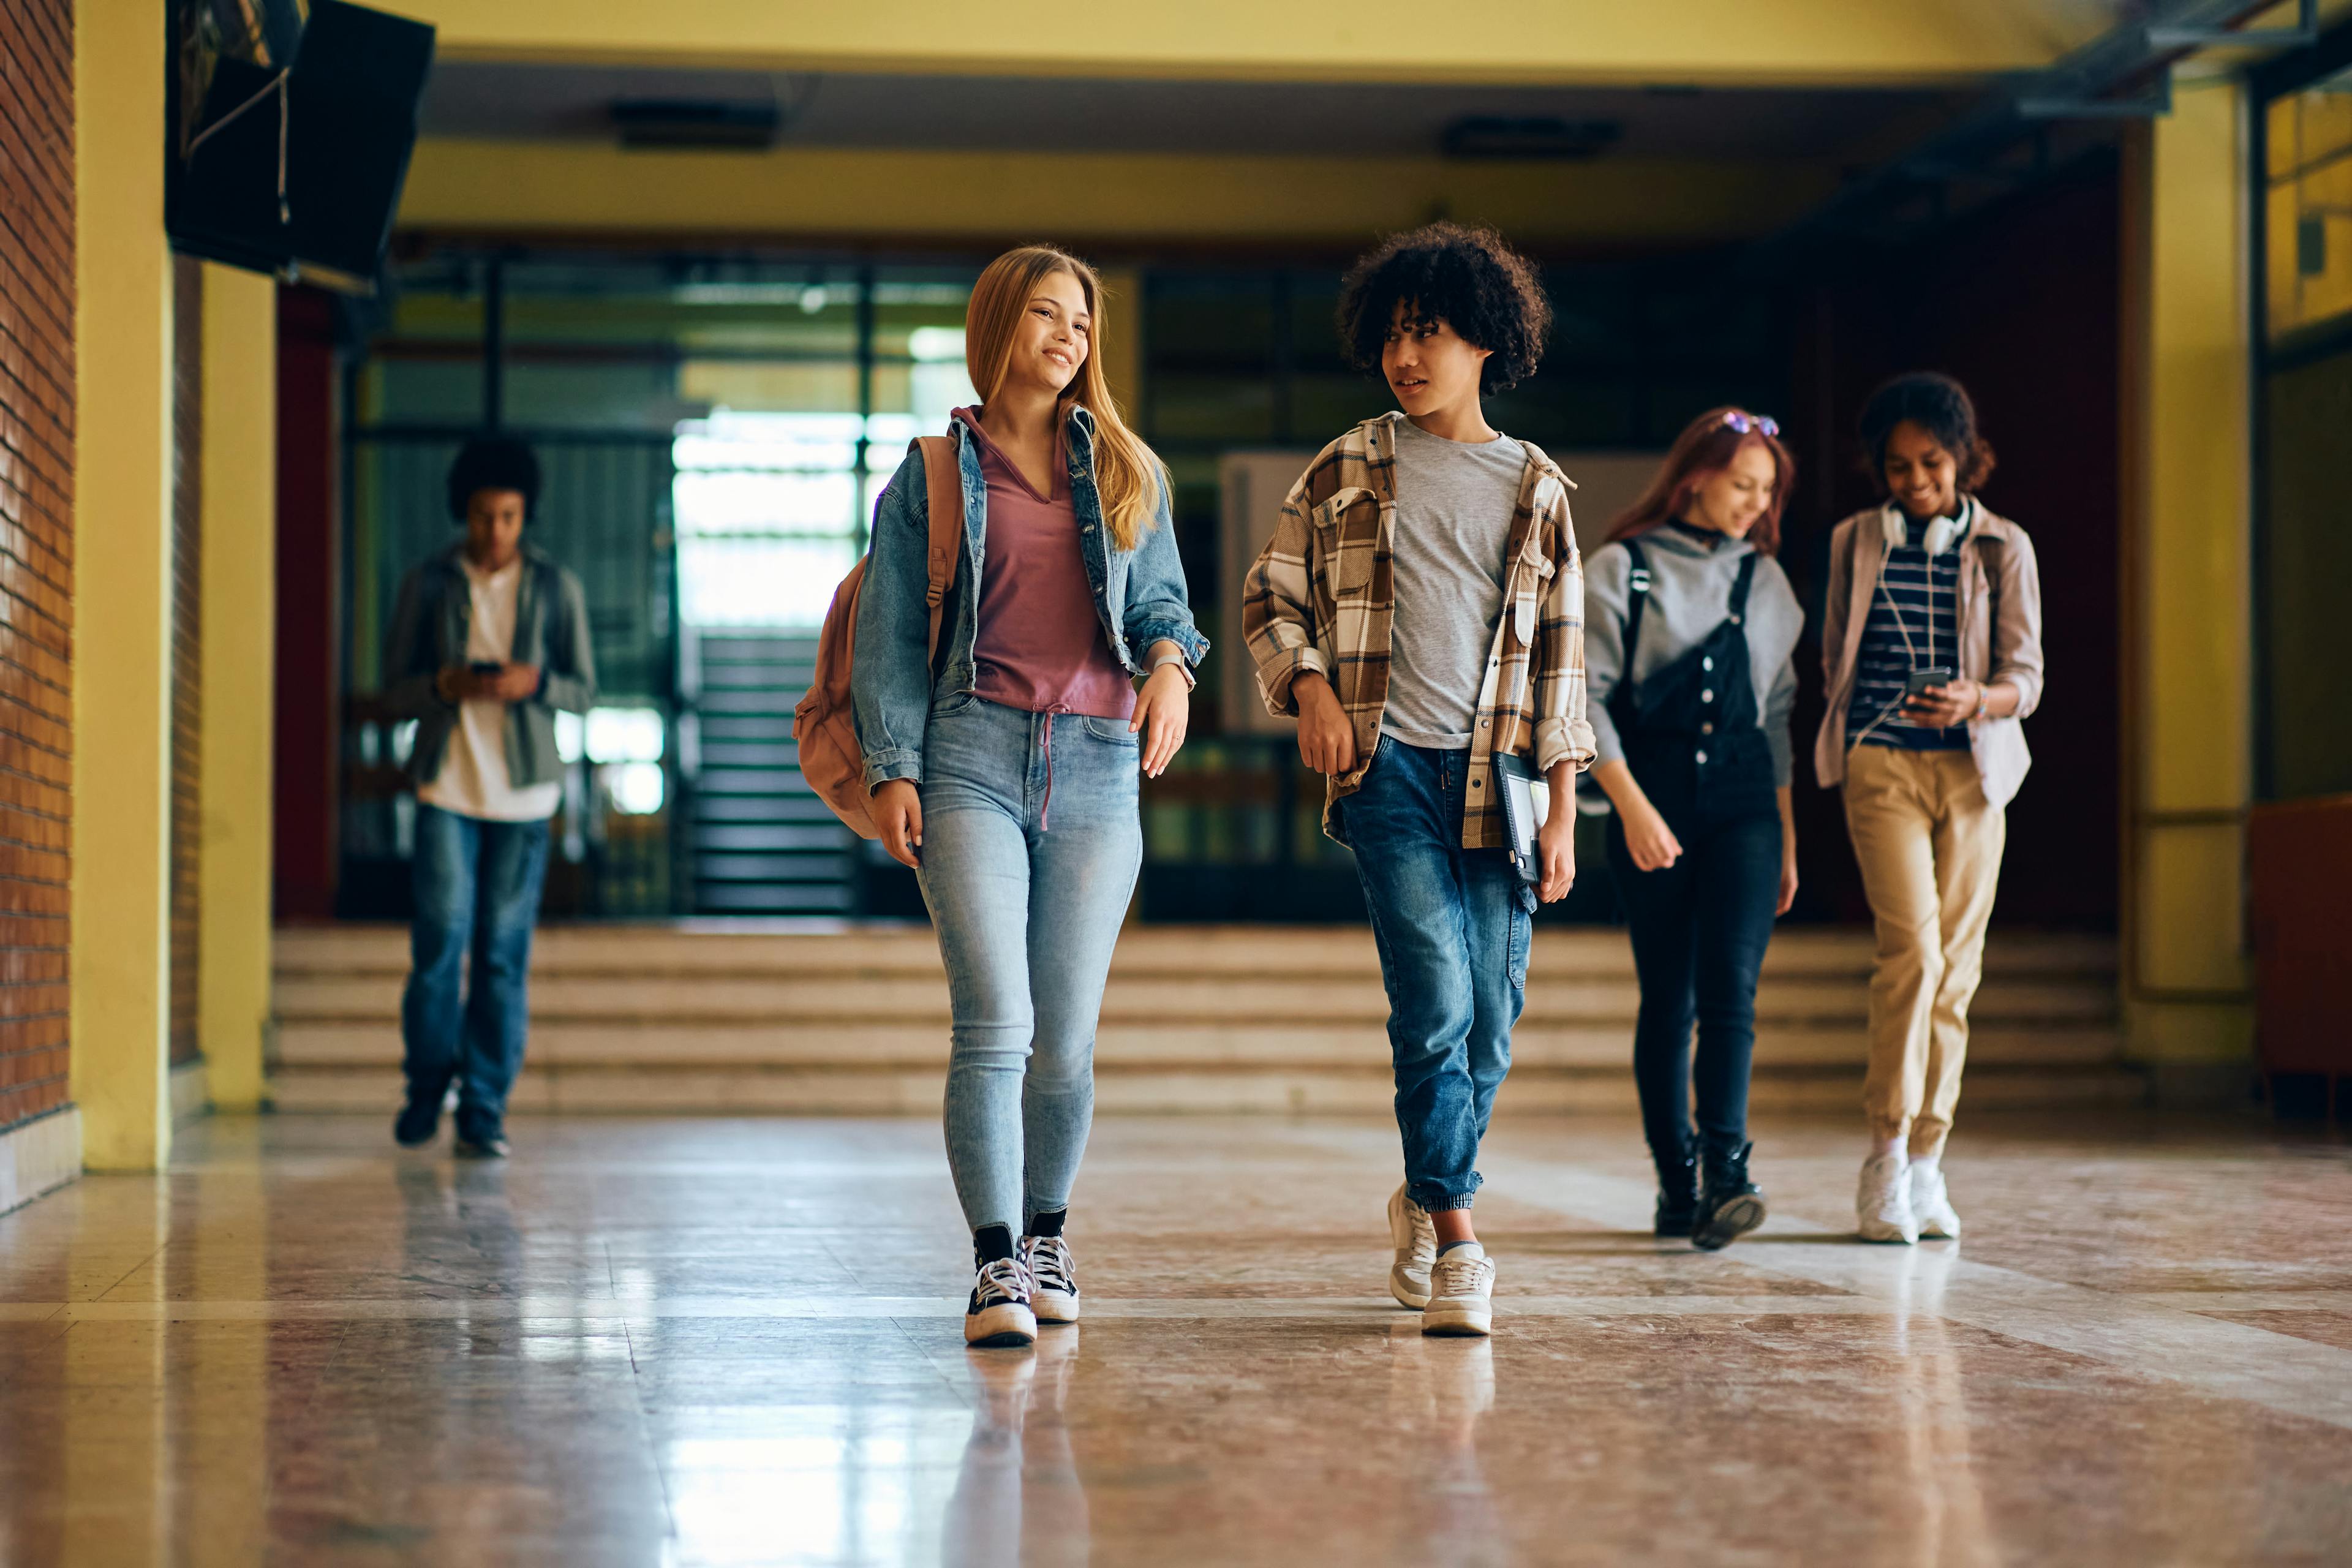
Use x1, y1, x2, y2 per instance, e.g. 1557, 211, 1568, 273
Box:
269, 924, 2144, 1116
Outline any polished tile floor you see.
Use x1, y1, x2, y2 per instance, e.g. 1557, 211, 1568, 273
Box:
2, 1110, 2350, 1566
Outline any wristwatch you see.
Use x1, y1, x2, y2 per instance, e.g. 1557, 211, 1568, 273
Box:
1147, 650, 1196, 691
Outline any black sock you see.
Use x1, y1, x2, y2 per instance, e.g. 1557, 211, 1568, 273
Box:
973, 1224, 1016, 1267
1025, 1208, 1066, 1238
1438, 1239, 1477, 1256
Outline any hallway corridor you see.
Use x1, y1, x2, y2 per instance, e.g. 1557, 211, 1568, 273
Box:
2, 1112, 2348, 1566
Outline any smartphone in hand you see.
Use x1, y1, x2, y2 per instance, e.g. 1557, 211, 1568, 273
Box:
1904, 666, 1955, 699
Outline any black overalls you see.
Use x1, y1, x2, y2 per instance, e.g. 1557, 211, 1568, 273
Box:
1604, 538, 1784, 1167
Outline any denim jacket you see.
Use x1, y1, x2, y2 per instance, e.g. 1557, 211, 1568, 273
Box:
380, 541, 600, 791
851, 404, 1207, 791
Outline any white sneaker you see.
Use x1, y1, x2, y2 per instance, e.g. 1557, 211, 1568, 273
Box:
1856, 1153, 1919, 1245
1387, 1184, 1436, 1309
1909, 1164, 1962, 1240
964, 1257, 1038, 1348
1421, 1244, 1495, 1337
1020, 1234, 1081, 1324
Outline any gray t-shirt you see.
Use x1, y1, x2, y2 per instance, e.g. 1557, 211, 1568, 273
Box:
1380, 417, 1526, 749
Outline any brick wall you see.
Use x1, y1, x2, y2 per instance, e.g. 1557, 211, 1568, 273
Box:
0, 0, 76, 1131
170, 257, 200, 1067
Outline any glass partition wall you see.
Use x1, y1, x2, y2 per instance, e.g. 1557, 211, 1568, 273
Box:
340, 256, 979, 918
338, 246, 1790, 921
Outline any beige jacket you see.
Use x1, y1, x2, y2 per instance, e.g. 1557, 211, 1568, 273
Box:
1815, 500, 2045, 808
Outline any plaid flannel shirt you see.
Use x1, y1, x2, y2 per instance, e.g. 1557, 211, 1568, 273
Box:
1242, 413, 1597, 849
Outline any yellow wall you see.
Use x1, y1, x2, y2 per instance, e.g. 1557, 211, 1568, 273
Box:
72, 0, 177, 1170
401, 0, 2109, 83
399, 139, 1840, 249
2125, 77, 2256, 1091
198, 267, 278, 1114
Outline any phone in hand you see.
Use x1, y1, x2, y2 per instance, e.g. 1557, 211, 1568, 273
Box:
1904, 667, 1956, 699
469, 660, 502, 676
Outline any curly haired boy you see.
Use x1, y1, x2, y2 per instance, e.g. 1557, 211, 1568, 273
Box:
1243, 222, 1596, 1336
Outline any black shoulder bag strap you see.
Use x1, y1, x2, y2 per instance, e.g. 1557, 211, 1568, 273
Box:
1621, 539, 1652, 670
1728, 549, 1759, 622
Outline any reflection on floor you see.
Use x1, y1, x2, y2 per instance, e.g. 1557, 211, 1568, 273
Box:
2, 1112, 2349, 1566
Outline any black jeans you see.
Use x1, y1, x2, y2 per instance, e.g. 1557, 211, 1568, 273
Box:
1608, 804, 1781, 1161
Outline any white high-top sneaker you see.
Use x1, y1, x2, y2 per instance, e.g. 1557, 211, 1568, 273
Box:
1909, 1163, 1962, 1240
964, 1256, 1038, 1348
1387, 1184, 1437, 1309
1856, 1152, 1919, 1245
1020, 1234, 1081, 1324
1421, 1244, 1496, 1337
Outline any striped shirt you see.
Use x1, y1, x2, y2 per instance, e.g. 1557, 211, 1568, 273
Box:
1850, 517, 1971, 752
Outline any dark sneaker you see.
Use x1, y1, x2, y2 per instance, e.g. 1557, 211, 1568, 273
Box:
1020, 1234, 1080, 1324
394, 1098, 440, 1148
453, 1131, 511, 1159
1692, 1142, 1767, 1251
1653, 1148, 1699, 1239
965, 1257, 1038, 1348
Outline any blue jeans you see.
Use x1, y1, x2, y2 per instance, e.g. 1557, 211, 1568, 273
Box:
916, 695, 1142, 1234
1609, 801, 1781, 1162
401, 805, 552, 1138
1338, 739, 1532, 1212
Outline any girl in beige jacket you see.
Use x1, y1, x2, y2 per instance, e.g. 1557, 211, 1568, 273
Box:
1816, 373, 2044, 1245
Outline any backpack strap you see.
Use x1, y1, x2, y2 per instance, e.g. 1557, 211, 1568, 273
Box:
911, 434, 963, 657
1620, 538, 1651, 673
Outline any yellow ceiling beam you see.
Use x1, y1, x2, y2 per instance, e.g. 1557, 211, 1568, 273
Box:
398, 0, 2111, 86
398, 138, 1839, 248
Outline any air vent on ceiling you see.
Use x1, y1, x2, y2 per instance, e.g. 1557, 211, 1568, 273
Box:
611, 99, 782, 151
1439, 116, 1623, 160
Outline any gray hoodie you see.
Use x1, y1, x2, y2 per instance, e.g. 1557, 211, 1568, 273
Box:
1578, 524, 1804, 809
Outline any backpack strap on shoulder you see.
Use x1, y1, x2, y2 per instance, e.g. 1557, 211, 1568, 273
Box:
911, 434, 964, 657
1621, 538, 1651, 671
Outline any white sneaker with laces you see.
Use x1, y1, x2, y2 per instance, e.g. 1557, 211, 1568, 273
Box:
1909, 1163, 1962, 1240
1020, 1234, 1081, 1324
964, 1257, 1038, 1348
1387, 1184, 1437, 1309
1856, 1152, 1919, 1245
1421, 1243, 1496, 1337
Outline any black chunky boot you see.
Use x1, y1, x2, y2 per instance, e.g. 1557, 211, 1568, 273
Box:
1691, 1141, 1766, 1251
1651, 1145, 1699, 1238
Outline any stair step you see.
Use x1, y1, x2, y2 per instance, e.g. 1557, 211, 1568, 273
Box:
274, 924, 2118, 981
690, 884, 855, 913
274, 973, 2114, 1029
692, 825, 857, 853
697, 691, 804, 715
695, 853, 855, 881
271, 1016, 2124, 1071
690, 795, 842, 824
700, 743, 808, 767
699, 717, 798, 741
265, 1061, 2149, 1117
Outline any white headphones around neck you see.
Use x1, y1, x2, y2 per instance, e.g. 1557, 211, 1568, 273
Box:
1881, 501, 1968, 558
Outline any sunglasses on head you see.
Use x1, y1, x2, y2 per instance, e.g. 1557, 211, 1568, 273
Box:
1716, 410, 1781, 438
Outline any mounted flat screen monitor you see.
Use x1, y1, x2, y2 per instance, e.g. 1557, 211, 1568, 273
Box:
167, 0, 436, 296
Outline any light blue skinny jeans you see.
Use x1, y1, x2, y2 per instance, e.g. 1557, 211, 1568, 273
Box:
915, 693, 1142, 1235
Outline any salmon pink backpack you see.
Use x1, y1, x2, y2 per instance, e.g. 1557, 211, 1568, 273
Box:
793, 435, 963, 839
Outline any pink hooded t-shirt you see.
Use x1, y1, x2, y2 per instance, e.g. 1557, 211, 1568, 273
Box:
953, 408, 1136, 722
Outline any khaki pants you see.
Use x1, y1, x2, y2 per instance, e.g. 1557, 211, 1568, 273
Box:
1842, 745, 2007, 1158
